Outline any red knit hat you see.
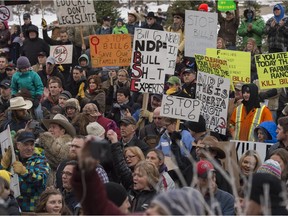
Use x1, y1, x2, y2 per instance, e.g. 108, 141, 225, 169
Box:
198, 3, 208, 12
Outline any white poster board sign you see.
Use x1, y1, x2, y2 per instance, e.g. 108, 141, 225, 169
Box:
160, 95, 201, 122
0, 5, 13, 21
0, 127, 20, 198
130, 28, 180, 94
232, 140, 272, 163
185, 10, 217, 57
54, 0, 97, 26
196, 71, 230, 135
50, 45, 73, 64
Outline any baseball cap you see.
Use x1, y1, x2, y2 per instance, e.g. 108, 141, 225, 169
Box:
23, 13, 30, 19
17, 131, 35, 143
120, 117, 136, 126
234, 82, 244, 91
167, 76, 181, 85
182, 68, 196, 74
196, 160, 215, 178
103, 16, 111, 21
46, 56, 56, 65
38, 52, 47, 57
0, 80, 10, 89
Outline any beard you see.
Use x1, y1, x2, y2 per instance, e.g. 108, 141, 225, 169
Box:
68, 152, 78, 160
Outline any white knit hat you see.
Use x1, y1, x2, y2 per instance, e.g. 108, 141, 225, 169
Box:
86, 122, 105, 137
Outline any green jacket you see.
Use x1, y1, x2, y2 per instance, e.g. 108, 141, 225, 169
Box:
112, 25, 128, 34
238, 17, 265, 47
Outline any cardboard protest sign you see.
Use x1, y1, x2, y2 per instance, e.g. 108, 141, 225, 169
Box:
0, 127, 20, 198
217, 0, 236, 12
54, 0, 97, 26
232, 140, 272, 163
89, 34, 132, 67
160, 95, 201, 122
130, 28, 180, 94
196, 71, 230, 135
255, 52, 288, 89
50, 45, 73, 64
185, 10, 217, 57
206, 48, 251, 84
195, 54, 230, 78
0, 5, 13, 21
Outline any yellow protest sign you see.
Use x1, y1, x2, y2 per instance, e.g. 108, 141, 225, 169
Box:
206, 48, 251, 85
89, 34, 132, 67
255, 52, 288, 89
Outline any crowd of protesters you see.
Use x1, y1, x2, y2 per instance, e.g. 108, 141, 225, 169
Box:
0, 0, 287, 215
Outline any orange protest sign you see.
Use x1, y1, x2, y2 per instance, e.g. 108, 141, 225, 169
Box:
89, 34, 132, 67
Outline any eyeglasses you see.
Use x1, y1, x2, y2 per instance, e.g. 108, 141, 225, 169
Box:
61, 171, 73, 177
146, 17, 153, 20
125, 155, 136, 160
174, 16, 181, 19
153, 117, 162, 120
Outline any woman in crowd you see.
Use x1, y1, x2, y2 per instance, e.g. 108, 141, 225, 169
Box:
83, 75, 106, 113
217, 37, 226, 49
35, 187, 70, 214
146, 149, 175, 191
269, 148, 288, 185
239, 150, 262, 186
243, 37, 260, 82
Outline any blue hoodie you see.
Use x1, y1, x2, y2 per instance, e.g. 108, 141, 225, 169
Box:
273, 4, 285, 23
254, 121, 277, 144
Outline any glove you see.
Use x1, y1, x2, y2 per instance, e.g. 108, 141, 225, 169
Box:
58, 64, 64, 72
78, 82, 85, 98
1, 147, 12, 169
12, 161, 27, 175
170, 131, 182, 142
41, 18, 47, 29
140, 109, 153, 122
282, 104, 288, 116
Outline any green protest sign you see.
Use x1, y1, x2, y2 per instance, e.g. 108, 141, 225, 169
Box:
218, 0, 236, 11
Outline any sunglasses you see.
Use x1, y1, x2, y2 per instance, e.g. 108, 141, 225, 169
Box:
146, 17, 154, 20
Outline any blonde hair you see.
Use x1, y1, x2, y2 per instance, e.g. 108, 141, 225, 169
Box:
124, 146, 145, 161
239, 150, 262, 172
134, 161, 160, 188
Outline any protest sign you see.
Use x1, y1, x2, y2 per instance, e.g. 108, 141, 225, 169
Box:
0, 127, 20, 198
232, 140, 272, 163
90, 34, 132, 67
160, 95, 201, 122
54, 0, 97, 26
130, 28, 180, 94
196, 71, 230, 135
185, 10, 217, 57
206, 48, 251, 84
50, 45, 73, 64
255, 52, 288, 89
0, 5, 13, 21
195, 54, 230, 78
217, 0, 236, 11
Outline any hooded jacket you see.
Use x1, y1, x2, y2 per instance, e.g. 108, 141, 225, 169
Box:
21, 25, 50, 65
238, 9, 265, 47
264, 4, 288, 51
254, 121, 277, 143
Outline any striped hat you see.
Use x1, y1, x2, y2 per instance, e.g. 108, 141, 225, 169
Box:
257, 159, 281, 179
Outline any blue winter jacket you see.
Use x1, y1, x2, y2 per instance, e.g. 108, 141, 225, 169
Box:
254, 121, 277, 143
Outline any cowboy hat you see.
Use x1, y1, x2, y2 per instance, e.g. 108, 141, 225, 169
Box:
42, 114, 76, 137
128, 10, 140, 22
145, 11, 158, 19
197, 136, 226, 159
9, 96, 33, 110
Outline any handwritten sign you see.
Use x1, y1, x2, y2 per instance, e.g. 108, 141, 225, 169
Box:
206, 48, 251, 84
130, 28, 180, 94
90, 34, 132, 67
196, 71, 230, 135
255, 52, 288, 89
232, 140, 272, 163
0, 5, 13, 21
0, 127, 20, 198
50, 45, 73, 64
54, 0, 97, 26
217, 0, 236, 12
160, 95, 201, 122
185, 10, 217, 57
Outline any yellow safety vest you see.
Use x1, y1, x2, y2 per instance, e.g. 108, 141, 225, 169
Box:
235, 104, 266, 141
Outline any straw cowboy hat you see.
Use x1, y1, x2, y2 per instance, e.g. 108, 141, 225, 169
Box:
42, 114, 76, 137
8, 96, 33, 110
128, 10, 140, 22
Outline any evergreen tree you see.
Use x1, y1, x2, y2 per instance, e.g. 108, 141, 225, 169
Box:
94, 0, 120, 27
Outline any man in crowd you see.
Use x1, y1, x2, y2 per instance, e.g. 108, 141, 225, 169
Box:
142, 12, 164, 30
41, 77, 63, 111
32, 52, 47, 72
1, 131, 50, 212
182, 67, 197, 98
96, 16, 113, 34
0, 80, 11, 115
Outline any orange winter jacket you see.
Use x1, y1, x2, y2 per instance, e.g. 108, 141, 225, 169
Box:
230, 104, 273, 141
